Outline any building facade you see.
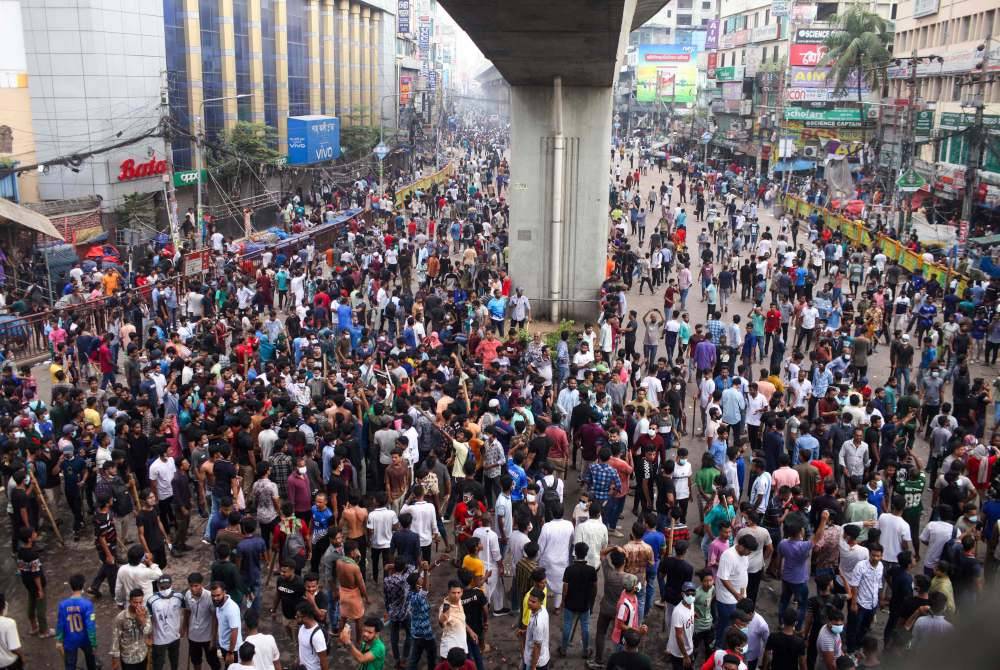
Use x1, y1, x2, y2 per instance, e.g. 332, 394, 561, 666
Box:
20, 0, 168, 203
0, 0, 39, 202
166, 0, 397, 168
890, 0, 1000, 213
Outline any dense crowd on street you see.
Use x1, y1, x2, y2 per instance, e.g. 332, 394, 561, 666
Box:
0, 118, 998, 670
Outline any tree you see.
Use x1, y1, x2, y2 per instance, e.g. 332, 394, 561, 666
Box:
340, 125, 381, 161
114, 192, 158, 232
208, 121, 281, 195
820, 4, 892, 147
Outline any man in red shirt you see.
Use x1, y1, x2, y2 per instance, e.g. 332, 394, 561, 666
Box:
765, 302, 782, 354
94, 334, 116, 389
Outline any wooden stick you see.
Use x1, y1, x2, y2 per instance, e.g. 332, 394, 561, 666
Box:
129, 474, 141, 512
31, 471, 64, 546
667, 515, 676, 557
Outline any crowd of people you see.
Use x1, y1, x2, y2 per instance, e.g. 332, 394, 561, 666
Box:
0, 118, 997, 670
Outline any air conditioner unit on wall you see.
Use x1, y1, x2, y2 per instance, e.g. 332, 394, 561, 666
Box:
802, 145, 818, 158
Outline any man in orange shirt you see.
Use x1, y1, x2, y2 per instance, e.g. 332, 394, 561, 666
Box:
475, 331, 501, 367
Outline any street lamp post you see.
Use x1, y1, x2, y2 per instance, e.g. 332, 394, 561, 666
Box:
196, 93, 254, 242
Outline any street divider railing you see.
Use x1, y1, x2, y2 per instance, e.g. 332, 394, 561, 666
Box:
782, 194, 970, 294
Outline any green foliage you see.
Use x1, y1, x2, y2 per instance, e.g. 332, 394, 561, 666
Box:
114, 192, 157, 230
208, 121, 281, 192
543, 319, 578, 351
820, 4, 892, 95
340, 125, 381, 160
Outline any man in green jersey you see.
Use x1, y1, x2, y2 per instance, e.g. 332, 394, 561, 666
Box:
897, 458, 927, 563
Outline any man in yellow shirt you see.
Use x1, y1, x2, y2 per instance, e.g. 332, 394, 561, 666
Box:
102, 269, 120, 296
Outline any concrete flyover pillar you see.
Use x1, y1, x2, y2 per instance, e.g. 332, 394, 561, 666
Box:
338, 0, 350, 121
349, 1, 361, 125
508, 84, 613, 322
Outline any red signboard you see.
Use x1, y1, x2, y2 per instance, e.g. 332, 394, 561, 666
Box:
117, 157, 168, 182
707, 52, 718, 77
790, 44, 828, 67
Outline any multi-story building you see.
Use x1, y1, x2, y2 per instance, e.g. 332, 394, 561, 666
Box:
0, 0, 38, 203
890, 0, 1000, 216
14, 0, 397, 205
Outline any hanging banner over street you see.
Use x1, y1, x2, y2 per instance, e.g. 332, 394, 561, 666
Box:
790, 66, 866, 90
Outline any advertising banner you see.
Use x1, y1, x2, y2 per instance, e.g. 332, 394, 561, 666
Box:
705, 19, 720, 49
397, 0, 410, 33
751, 24, 780, 43
772, 0, 789, 17
785, 107, 862, 122
784, 87, 874, 103
173, 169, 207, 188
795, 28, 835, 44
887, 51, 986, 79
287, 115, 341, 165
732, 29, 750, 46
790, 44, 828, 66
399, 75, 412, 105
635, 44, 699, 103
790, 66, 865, 89
707, 52, 718, 78
714, 65, 744, 82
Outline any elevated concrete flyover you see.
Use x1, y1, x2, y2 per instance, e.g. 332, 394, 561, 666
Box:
439, 0, 669, 320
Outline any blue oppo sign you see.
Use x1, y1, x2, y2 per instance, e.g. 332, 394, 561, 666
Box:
287, 115, 341, 165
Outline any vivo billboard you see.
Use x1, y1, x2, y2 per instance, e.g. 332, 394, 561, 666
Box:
287, 115, 341, 165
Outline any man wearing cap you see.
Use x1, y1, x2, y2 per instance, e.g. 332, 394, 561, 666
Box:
666, 581, 696, 670
147, 575, 185, 670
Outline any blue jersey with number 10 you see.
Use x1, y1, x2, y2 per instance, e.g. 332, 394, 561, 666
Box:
57, 596, 97, 650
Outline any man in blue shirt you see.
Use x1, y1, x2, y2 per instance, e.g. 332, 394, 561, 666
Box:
211, 582, 243, 665
56, 573, 97, 670
486, 290, 508, 337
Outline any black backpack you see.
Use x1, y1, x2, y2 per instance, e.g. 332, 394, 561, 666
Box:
539, 475, 562, 519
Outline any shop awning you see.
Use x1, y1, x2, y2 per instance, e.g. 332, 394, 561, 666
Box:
772, 159, 816, 173
0, 198, 65, 241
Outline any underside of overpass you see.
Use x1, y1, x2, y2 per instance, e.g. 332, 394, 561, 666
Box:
439, 0, 669, 320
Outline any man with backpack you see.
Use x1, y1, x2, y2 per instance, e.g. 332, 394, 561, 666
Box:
274, 501, 311, 575
297, 600, 329, 670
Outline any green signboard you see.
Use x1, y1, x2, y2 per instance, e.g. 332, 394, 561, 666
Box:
939, 112, 1000, 129
896, 167, 927, 192
173, 169, 208, 188
715, 66, 738, 81
784, 107, 861, 122
915, 110, 934, 138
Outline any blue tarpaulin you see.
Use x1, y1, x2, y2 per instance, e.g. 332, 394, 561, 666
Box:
772, 159, 816, 173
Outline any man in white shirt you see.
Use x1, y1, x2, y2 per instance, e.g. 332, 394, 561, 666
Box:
846, 545, 884, 652
400, 488, 439, 561
714, 534, 757, 648
244, 609, 281, 670
523, 589, 550, 670
666, 582, 696, 666
876, 497, 912, 567
295, 602, 328, 670
367, 496, 398, 580
573, 501, 609, 569
148, 448, 177, 527
918, 508, 955, 572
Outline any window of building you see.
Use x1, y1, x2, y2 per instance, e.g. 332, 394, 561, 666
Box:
702, 18, 711, 25
741, 49, 746, 64
765, 9, 770, 24
199, 0, 224, 140
702, 1, 712, 9
286, 0, 309, 117
677, 13, 692, 25
816, 3, 837, 21
960, 16, 970, 41
986, 10, 996, 39
233, 0, 252, 121
754, 12, 759, 27
772, 45, 778, 61
677, 0, 692, 8
261, 0, 277, 132
164, 0, 191, 167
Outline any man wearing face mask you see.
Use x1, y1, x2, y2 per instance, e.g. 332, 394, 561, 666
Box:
666, 581, 697, 670
147, 575, 185, 670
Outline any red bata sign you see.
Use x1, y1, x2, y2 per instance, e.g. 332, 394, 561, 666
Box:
117, 157, 168, 182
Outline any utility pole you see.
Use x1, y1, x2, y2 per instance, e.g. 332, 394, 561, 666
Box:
897, 48, 918, 236
961, 40, 990, 226
160, 71, 180, 252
